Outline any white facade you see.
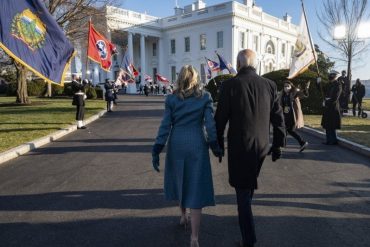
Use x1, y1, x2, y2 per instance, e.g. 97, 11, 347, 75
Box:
71, 0, 298, 90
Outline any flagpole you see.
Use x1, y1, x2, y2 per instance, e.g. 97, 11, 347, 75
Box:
85, 19, 91, 80
301, 0, 324, 97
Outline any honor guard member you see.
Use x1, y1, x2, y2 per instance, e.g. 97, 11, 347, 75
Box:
321, 70, 342, 145
104, 79, 115, 112
72, 75, 88, 129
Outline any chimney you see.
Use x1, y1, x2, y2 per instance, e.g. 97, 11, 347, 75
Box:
283, 13, 292, 23
244, 0, 255, 8
174, 6, 184, 15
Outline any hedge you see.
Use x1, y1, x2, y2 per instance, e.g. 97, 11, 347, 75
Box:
205, 74, 235, 102
263, 69, 329, 114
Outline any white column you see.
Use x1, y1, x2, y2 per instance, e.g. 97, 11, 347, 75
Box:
158, 37, 164, 76
140, 34, 146, 85
276, 38, 280, 70
126, 31, 137, 94
128, 32, 134, 60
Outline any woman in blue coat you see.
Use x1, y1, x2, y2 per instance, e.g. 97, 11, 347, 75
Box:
152, 65, 222, 247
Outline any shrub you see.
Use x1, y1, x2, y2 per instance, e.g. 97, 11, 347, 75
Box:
85, 85, 97, 99
6, 82, 17, 96
263, 69, 329, 114
27, 79, 46, 96
52, 83, 64, 96
95, 85, 103, 99
63, 82, 74, 96
205, 74, 234, 102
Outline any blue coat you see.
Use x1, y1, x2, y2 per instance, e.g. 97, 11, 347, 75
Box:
154, 91, 217, 208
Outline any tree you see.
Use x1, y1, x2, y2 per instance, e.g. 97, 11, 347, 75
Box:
10, 0, 119, 103
309, 44, 335, 79
317, 0, 370, 107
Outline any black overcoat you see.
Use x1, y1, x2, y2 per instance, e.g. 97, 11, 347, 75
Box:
321, 80, 342, 130
215, 67, 286, 189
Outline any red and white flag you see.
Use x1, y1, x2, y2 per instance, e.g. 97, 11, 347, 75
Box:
87, 21, 116, 71
144, 74, 153, 82
156, 73, 170, 83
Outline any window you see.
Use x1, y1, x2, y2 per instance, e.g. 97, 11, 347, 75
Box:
153, 43, 157, 56
171, 66, 176, 82
281, 43, 286, 57
253, 35, 259, 52
240, 32, 245, 49
153, 68, 157, 82
217, 31, 223, 48
200, 34, 206, 50
265, 40, 275, 54
200, 63, 206, 84
291, 45, 295, 58
185, 37, 190, 52
170, 39, 176, 54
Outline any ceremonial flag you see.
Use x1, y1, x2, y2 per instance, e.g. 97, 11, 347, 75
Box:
206, 65, 212, 79
87, 21, 116, 71
156, 73, 170, 83
288, 13, 316, 79
215, 52, 237, 74
144, 74, 153, 82
122, 49, 138, 78
205, 57, 220, 72
0, 0, 75, 85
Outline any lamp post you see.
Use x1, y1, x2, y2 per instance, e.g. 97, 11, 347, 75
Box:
333, 22, 370, 109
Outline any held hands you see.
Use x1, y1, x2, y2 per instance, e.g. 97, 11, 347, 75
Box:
268, 146, 282, 162
209, 140, 224, 163
152, 144, 164, 172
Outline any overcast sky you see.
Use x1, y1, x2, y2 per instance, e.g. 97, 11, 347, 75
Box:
119, 0, 370, 80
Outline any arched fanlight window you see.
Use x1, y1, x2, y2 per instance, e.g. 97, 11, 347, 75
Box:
265, 40, 275, 54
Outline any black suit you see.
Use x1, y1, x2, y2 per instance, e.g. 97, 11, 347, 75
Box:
215, 66, 285, 246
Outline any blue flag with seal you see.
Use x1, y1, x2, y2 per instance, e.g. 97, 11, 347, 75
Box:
0, 0, 75, 85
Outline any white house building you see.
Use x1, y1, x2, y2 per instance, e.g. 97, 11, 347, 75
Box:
71, 0, 298, 93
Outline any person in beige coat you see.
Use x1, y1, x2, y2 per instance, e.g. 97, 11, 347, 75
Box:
279, 80, 309, 152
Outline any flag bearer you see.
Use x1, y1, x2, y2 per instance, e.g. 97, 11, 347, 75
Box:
72, 75, 88, 129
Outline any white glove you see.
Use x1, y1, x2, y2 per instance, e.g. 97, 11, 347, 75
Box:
317, 77, 322, 84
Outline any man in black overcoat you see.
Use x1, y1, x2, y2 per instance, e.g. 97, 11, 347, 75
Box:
351, 79, 366, 117
321, 70, 342, 145
215, 49, 286, 247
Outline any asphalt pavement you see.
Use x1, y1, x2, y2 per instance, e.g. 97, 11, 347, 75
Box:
0, 95, 369, 247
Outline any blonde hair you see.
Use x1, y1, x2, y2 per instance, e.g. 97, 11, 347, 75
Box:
174, 65, 202, 99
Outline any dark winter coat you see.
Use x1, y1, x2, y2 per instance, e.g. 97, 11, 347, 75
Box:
321, 80, 342, 130
279, 87, 308, 130
215, 67, 286, 189
351, 84, 366, 103
104, 82, 115, 102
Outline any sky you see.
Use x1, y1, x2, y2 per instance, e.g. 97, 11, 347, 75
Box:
119, 0, 370, 80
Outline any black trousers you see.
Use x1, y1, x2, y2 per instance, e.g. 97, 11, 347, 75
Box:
352, 99, 363, 116
286, 129, 305, 145
235, 188, 256, 246
76, 106, 85, 121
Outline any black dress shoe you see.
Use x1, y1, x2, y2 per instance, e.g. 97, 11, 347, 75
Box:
235, 240, 254, 247
77, 126, 87, 129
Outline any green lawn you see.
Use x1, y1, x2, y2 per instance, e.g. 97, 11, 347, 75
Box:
0, 97, 105, 153
304, 114, 370, 147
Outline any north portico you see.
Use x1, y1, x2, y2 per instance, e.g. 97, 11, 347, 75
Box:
71, 0, 298, 92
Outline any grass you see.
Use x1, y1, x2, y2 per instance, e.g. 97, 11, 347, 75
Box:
0, 97, 105, 153
304, 114, 370, 147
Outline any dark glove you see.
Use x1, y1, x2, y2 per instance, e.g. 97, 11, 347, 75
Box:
152, 144, 164, 172
269, 146, 282, 162
209, 140, 224, 162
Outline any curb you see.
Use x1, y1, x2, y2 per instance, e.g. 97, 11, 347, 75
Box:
301, 126, 370, 158
0, 110, 106, 166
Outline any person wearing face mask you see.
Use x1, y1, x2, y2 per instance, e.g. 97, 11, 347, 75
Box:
321, 70, 342, 145
280, 80, 309, 152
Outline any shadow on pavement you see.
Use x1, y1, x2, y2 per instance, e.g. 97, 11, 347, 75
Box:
0, 214, 368, 247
